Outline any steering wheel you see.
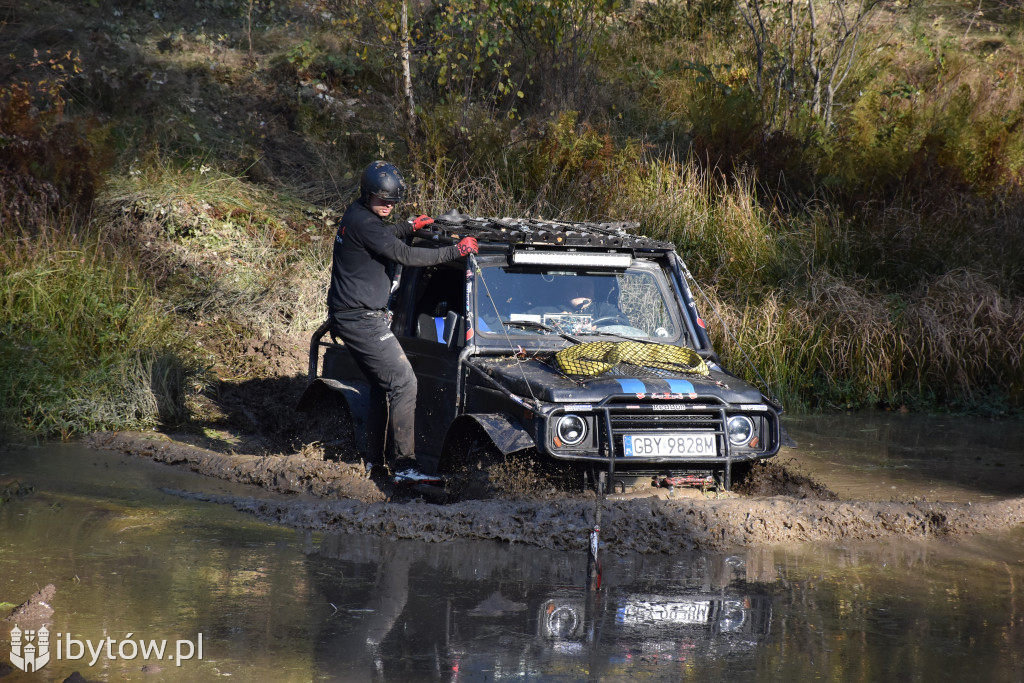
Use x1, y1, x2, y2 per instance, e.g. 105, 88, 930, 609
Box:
592, 315, 632, 327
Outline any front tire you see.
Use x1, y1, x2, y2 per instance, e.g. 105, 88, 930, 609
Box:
445, 434, 502, 500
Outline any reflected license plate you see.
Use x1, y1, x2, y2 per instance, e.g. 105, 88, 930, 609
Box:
623, 432, 717, 457
617, 600, 711, 626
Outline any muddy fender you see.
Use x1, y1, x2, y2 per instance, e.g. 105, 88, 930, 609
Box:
444, 413, 535, 456
297, 378, 370, 455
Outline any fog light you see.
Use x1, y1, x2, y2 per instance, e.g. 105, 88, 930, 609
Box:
555, 414, 588, 447
727, 415, 755, 446
717, 599, 747, 632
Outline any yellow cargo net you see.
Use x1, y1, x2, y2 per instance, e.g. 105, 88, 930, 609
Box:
554, 341, 709, 377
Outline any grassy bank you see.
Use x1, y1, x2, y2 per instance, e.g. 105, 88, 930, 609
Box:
0, 220, 191, 436
2, 0, 1022, 441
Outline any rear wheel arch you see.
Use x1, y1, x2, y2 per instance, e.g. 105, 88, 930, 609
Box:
296, 378, 368, 458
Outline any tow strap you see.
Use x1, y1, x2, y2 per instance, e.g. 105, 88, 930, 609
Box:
554, 341, 709, 377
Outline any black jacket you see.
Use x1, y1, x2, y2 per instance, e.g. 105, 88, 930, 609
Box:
328, 200, 461, 312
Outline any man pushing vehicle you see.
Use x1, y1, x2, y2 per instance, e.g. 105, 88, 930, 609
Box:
327, 160, 478, 478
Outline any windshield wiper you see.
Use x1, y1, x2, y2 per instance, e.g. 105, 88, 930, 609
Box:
589, 330, 658, 344
501, 319, 554, 333
501, 320, 580, 344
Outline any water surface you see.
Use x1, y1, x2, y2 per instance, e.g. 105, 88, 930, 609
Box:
1, 419, 1022, 681
783, 412, 1024, 501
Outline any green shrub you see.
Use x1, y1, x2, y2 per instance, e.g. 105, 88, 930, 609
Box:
629, 0, 738, 42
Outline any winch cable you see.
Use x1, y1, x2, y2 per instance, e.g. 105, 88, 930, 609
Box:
587, 482, 604, 591
472, 261, 541, 405
678, 257, 783, 410
468, 244, 608, 569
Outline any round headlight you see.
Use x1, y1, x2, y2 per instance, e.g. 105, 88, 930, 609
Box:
556, 414, 588, 447
727, 415, 755, 446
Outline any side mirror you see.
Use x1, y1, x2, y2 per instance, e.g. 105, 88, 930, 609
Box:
443, 311, 465, 348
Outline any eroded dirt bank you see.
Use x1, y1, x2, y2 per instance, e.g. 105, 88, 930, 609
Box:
89, 430, 1024, 552
167, 488, 1024, 553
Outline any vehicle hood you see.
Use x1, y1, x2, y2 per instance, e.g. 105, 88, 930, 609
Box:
473, 355, 765, 405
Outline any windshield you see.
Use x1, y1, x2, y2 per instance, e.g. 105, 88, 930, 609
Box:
474, 262, 681, 341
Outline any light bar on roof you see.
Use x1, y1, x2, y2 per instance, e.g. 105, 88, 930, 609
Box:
511, 250, 633, 268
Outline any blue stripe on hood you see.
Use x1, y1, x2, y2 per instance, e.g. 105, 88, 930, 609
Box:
615, 378, 646, 394
666, 379, 694, 394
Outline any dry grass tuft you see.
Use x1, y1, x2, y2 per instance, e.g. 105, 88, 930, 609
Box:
902, 269, 1024, 404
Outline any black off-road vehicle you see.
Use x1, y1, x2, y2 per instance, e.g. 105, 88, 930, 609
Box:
299, 213, 783, 494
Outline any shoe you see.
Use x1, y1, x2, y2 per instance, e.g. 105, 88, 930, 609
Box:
390, 457, 418, 472
393, 468, 444, 484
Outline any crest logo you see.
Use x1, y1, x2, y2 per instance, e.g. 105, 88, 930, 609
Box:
9, 623, 51, 672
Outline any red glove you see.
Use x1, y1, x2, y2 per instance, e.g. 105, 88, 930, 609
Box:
410, 215, 434, 231
457, 236, 478, 256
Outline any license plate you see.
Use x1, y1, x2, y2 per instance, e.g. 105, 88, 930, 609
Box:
623, 433, 717, 457
617, 600, 711, 626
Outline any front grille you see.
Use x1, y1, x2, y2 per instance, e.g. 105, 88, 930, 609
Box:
607, 408, 725, 459
609, 412, 721, 431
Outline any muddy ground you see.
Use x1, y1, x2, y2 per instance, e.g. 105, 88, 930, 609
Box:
89, 428, 1024, 552
80, 336, 1024, 553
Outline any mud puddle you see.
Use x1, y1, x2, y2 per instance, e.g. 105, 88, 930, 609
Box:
2, 443, 1023, 681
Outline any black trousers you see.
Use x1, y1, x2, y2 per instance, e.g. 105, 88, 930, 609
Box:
329, 309, 417, 465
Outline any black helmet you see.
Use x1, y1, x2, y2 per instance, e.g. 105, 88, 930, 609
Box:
359, 160, 406, 204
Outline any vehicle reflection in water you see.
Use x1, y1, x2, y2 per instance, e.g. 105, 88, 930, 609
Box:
305, 534, 773, 680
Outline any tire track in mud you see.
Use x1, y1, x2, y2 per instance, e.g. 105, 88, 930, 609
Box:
92, 431, 1024, 553
88, 431, 386, 502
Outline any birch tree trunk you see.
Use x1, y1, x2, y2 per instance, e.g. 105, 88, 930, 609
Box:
400, 0, 417, 142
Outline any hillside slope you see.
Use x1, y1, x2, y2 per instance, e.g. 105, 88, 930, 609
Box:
2, 0, 1022, 444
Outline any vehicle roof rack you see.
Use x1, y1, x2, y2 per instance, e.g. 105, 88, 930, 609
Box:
412, 211, 676, 251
